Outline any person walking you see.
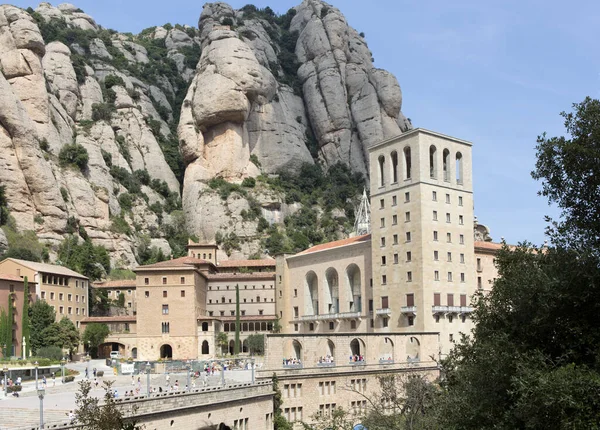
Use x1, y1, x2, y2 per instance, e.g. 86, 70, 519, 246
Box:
42, 375, 47, 389
93, 368, 97, 378
52, 372, 55, 387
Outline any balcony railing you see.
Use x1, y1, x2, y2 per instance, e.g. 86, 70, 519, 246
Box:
348, 360, 366, 366
316, 362, 335, 367
400, 306, 417, 315
282, 363, 303, 369
379, 358, 394, 364
299, 312, 362, 322
375, 308, 392, 316
432, 306, 473, 314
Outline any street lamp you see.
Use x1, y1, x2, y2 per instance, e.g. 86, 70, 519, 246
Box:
37, 386, 45, 429
35, 361, 39, 390
3, 366, 8, 397
60, 358, 66, 384
146, 362, 151, 397
186, 362, 191, 391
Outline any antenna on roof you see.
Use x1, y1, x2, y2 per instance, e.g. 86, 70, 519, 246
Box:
354, 188, 371, 236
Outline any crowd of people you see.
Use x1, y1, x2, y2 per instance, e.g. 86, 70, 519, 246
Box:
282, 357, 302, 366
349, 354, 365, 362
317, 355, 335, 364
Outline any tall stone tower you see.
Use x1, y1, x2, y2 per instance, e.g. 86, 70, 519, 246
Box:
368, 129, 475, 356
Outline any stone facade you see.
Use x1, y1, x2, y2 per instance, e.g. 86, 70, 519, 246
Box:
0, 258, 88, 331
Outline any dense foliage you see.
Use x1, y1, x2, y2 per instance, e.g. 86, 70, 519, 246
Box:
59, 143, 89, 171
57, 235, 111, 281
82, 323, 110, 358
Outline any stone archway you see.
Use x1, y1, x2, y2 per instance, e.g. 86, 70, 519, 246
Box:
160, 344, 173, 359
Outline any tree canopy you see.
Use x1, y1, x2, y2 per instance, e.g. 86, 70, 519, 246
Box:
83, 323, 109, 358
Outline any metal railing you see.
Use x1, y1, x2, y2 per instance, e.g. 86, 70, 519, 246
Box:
375, 308, 392, 316
400, 306, 417, 314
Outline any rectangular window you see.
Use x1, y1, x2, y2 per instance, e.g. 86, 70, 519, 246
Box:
406, 251, 411, 262
161, 322, 170, 333
448, 272, 453, 282
461, 273, 465, 282
447, 294, 454, 307
68, 307, 72, 314
382, 275, 387, 285
434, 270, 440, 281
478, 276, 483, 289
59, 293, 64, 301
460, 253, 465, 263
433, 210, 438, 221
433, 231, 438, 241
432, 191, 437, 201
406, 232, 411, 242
381, 237, 386, 247
383, 318, 388, 328
393, 234, 398, 245
460, 294, 467, 307
407, 271, 413, 282
181, 290, 185, 297
294, 307, 299, 318
162, 277, 167, 285
446, 193, 450, 204
59, 306, 64, 314
405, 212, 411, 222
447, 233, 452, 243
447, 252, 452, 262
434, 250, 439, 260
434, 293, 441, 306
162, 305, 169, 315
294, 289, 297, 297
41, 291, 46, 299
392, 195, 397, 206
406, 293, 414, 307
392, 215, 398, 225
163, 291, 167, 298
76, 308, 79, 315
380, 218, 385, 228
394, 253, 399, 264
50, 292, 55, 300
294, 324, 299, 332
459, 215, 464, 225
381, 296, 389, 308
379, 198, 385, 209
145, 291, 149, 298
68, 294, 72, 302
381, 256, 386, 265
458, 196, 463, 206
460, 234, 465, 244
477, 258, 482, 271
180, 277, 185, 284
446, 213, 451, 223
405, 192, 410, 202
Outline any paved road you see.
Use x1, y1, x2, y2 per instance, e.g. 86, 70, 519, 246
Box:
0, 359, 255, 430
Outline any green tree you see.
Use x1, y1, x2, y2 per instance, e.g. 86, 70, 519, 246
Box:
75, 379, 143, 429
0, 307, 9, 358
5, 292, 13, 356
29, 300, 56, 355
273, 374, 293, 430
234, 284, 240, 355
246, 334, 264, 356
82, 323, 109, 358
58, 235, 111, 281
216, 331, 228, 356
301, 407, 355, 430
532, 97, 600, 252
59, 143, 89, 171
42, 318, 80, 359
21, 276, 30, 357
90, 287, 111, 316
117, 292, 125, 308
0, 185, 9, 226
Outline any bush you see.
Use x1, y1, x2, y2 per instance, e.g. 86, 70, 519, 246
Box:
39, 138, 49, 151
91, 103, 115, 122
101, 149, 112, 167
64, 375, 75, 383
118, 193, 134, 212
110, 216, 131, 235
59, 143, 89, 171
221, 17, 234, 26
104, 74, 125, 89
7, 385, 22, 393
242, 177, 256, 188
36, 345, 63, 361
133, 169, 151, 186
96, 370, 104, 377
60, 187, 69, 202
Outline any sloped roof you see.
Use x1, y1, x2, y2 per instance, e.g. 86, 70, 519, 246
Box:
1, 258, 87, 279
135, 256, 212, 270
217, 259, 275, 268
0, 273, 31, 282
297, 234, 371, 255
93, 280, 136, 288
474, 241, 503, 251
81, 316, 136, 323
205, 273, 275, 281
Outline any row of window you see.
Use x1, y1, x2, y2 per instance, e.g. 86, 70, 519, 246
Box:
209, 296, 273, 304
208, 284, 273, 290
378, 293, 469, 308
283, 383, 302, 398
107, 289, 133, 296
51, 305, 86, 316
381, 270, 466, 285
143, 290, 186, 298
379, 211, 464, 228
41, 291, 86, 303
208, 309, 267, 317
379, 231, 467, 247
379, 191, 464, 208
40, 274, 87, 288
145, 277, 187, 285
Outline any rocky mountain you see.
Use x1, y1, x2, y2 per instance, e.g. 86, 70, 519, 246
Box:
0, 1, 410, 269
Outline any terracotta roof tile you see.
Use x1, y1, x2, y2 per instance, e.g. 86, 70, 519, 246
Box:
93, 280, 136, 288
206, 273, 275, 281
297, 234, 371, 255
81, 316, 136, 323
474, 241, 503, 251
0, 273, 31, 282
136, 256, 212, 270
0, 258, 87, 279
217, 259, 275, 268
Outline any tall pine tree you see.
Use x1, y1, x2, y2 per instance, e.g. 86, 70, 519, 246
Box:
234, 284, 240, 355
21, 276, 30, 357
6, 292, 13, 357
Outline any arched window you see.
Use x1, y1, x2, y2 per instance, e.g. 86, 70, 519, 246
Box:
456, 152, 463, 184
346, 264, 361, 312
403, 147, 412, 180
390, 151, 398, 183
242, 322, 248, 332
429, 145, 437, 179
443, 149, 450, 181
306, 271, 319, 315
242, 339, 248, 353
201, 340, 209, 354
224, 323, 230, 332
249, 322, 255, 331
325, 268, 339, 314
202, 322, 209, 332
378, 155, 385, 186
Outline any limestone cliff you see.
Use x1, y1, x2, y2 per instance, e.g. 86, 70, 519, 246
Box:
0, 1, 410, 266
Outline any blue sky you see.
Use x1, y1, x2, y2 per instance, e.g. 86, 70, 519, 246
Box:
13, 0, 599, 245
